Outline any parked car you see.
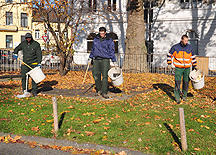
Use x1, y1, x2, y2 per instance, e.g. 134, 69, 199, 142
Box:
41, 52, 60, 66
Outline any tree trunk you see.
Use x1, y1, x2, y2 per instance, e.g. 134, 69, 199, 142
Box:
59, 52, 67, 76
124, 0, 147, 72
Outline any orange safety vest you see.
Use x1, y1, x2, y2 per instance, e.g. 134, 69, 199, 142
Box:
167, 43, 197, 68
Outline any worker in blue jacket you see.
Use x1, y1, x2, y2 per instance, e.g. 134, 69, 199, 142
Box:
88, 27, 117, 99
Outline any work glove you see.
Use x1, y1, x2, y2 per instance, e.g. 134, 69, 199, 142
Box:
37, 64, 41, 68
167, 64, 172, 70
88, 58, 92, 64
12, 54, 18, 60
113, 61, 118, 68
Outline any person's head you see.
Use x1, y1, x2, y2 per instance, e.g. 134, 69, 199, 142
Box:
181, 34, 189, 45
25, 33, 32, 43
99, 27, 106, 38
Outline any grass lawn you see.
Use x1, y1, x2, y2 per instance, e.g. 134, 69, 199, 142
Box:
0, 72, 215, 154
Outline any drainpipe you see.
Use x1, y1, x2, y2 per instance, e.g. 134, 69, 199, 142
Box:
149, 0, 152, 46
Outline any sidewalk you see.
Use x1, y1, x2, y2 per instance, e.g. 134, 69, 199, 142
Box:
0, 132, 148, 155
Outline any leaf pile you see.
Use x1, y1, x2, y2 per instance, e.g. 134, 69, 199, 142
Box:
39, 71, 175, 93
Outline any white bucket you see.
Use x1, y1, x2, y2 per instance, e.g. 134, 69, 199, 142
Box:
108, 67, 123, 86
189, 70, 205, 89
27, 66, 46, 83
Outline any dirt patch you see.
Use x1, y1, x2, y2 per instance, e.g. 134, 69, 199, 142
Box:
38, 85, 153, 101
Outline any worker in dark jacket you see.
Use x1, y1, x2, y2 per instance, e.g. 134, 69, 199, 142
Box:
167, 34, 197, 104
88, 27, 117, 99
13, 33, 42, 97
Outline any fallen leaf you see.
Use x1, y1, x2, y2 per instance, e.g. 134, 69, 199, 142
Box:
93, 119, 102, 123
29, 141, 37, 145
68, 105, 75, 109
85, 131, 95, 136
197, 119, 204, 123
46, 119, 54, 122
118, 151, 126, 155
103, 127, 110, 130
31, 126, 39, 132
194, 148, 201, 151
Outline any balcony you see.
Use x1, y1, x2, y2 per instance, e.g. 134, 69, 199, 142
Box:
0, 25, 18, 32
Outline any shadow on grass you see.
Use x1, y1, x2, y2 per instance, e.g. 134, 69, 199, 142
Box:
0, 83, 19, 89
38, 80, 58, 93
153, 83, 175, 100
164, 123, 182, 151
153, 83, 194, 100
108, 82, 122, 93
58, 112, 66, 129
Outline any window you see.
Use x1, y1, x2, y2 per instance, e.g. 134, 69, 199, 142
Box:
6, 12, 13, 25
5, 0, 12, 3
64, 31, 68, 39
21, 13, 28, 27
6, 35, 13, 48
87, 33, 96, 53
89, 0, 97, 12
186, 30, 198, 55
109, 32, 118, 53
55, 31, 59, 39
180, 0, 202, 9
35, 30, 40, 39
108, 0, 116, 12
21, 35, 25, 42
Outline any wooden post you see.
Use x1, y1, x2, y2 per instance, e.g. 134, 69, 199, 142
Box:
52, 97, 58, 134
179, 108, 187, 151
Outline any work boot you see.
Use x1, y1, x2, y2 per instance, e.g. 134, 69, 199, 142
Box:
182, 98, 186, 101
176, 100, 181, 104
95, 90, 102, 96
33, 93, 38, 97
102, 93, 109, 99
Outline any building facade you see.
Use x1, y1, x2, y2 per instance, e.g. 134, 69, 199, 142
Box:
0, 0, 32, 49
144, 0, 216, 71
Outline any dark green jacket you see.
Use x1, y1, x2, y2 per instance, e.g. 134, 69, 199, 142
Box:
14, 39, 42, 65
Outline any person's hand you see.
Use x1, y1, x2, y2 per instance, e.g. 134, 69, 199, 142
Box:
37, 64, 41, 68
113, 61, 118, 68
167, 64, 172, 70
12, 54, 18, 60
88, 58, 92, 64
193, 66, 198, 71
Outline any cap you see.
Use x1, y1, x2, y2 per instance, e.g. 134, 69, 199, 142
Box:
25, 33, 32, 38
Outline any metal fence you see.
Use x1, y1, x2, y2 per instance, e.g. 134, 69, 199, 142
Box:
1, 50, 216, 77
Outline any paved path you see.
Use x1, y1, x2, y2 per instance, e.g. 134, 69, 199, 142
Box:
0, 132, 148, 155
0, 142, 73, 155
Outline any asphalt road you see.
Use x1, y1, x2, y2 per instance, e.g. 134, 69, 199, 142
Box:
0, 142, 75, 155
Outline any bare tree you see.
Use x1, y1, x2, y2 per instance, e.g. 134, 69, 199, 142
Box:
31, 0, 123, 75
31, 0, 88, 75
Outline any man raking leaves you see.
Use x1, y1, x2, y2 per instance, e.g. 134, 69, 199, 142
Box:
167, 34, 198, 104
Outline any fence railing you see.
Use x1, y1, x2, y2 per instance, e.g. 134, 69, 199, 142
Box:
1, 50, 216, 77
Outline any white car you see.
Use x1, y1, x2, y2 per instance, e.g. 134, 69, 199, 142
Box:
41, 52, 60, 65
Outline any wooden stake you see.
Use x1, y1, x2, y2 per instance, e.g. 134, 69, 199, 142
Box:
52, 97, 58, 134
179, 108, 187, 151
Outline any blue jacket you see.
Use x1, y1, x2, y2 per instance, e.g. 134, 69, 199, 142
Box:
89, 34, 116, 62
